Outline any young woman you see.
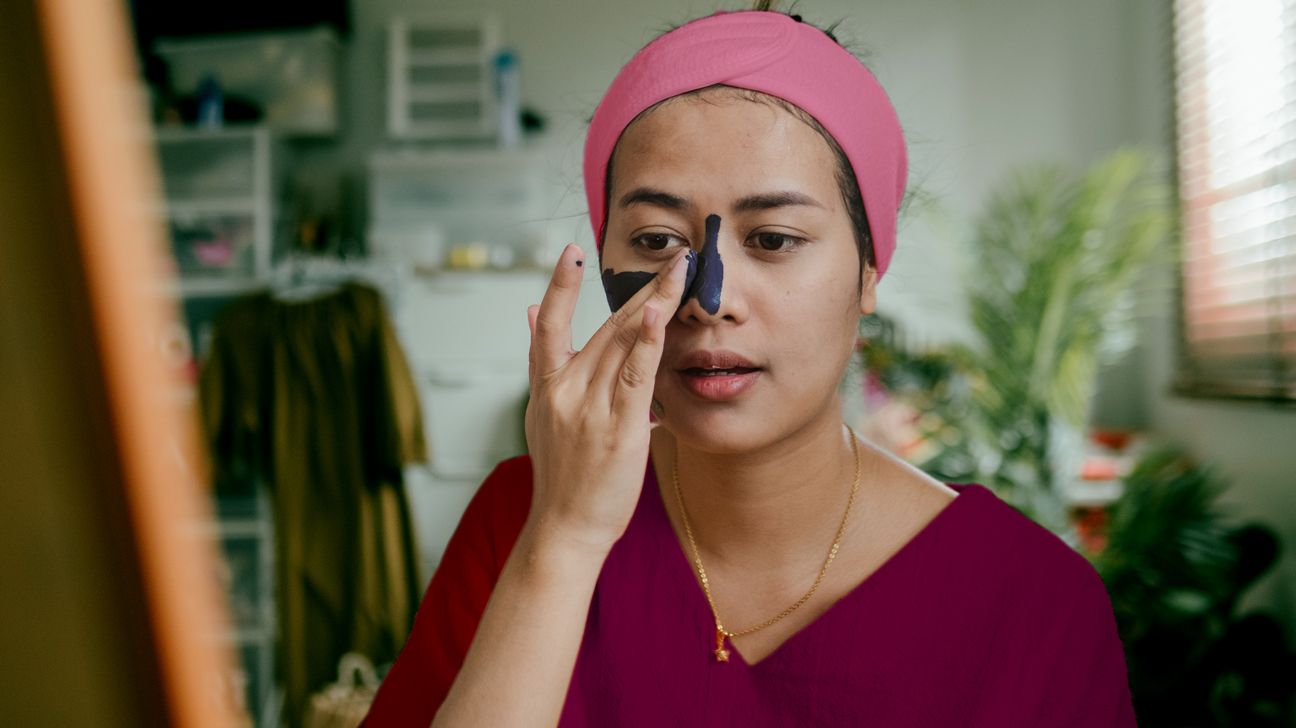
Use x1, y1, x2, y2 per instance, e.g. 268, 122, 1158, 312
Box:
365, 7, 1137, 727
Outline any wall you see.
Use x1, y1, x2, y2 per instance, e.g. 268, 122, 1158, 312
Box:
317, 0, 1155, 347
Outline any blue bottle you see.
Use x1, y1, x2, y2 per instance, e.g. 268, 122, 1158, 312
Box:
196, 74, 224, 130
494, 50, 521, 148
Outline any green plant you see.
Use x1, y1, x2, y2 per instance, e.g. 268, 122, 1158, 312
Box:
968, 147, 1175, 525
1091, 445, 1295, 727
855, 147, 1295, 727
859, 147, 1175, 530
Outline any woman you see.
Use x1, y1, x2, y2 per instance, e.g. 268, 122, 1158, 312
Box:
365, 7, 1137, 727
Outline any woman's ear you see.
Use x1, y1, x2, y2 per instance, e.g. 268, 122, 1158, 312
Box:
857, 265, 878, 316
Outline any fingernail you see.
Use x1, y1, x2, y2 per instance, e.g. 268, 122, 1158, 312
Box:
672, 251, 689, 275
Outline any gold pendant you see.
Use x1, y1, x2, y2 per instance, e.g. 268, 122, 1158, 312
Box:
713, 629, 731, 663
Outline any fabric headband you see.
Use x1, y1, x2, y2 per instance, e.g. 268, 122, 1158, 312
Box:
583, 9, 909, 282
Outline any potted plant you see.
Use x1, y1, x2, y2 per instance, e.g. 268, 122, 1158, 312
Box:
857, 147, 1175, 532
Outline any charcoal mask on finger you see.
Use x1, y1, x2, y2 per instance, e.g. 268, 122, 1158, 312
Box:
599, 214, 724, 314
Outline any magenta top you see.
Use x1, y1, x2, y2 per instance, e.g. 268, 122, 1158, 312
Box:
365, 454, 1139, 726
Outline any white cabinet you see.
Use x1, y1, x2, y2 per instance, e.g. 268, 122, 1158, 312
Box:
367, 145, 556, 270
394, 271, 544, 481
154, 28, 341, 137
387, 13, 502, 140
392, 266, 619, 579
369, 145, 613, 579
419, 366, 528, 480
154, 126, 285, 297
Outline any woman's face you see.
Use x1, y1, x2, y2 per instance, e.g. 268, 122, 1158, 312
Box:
601, 89, 878, 453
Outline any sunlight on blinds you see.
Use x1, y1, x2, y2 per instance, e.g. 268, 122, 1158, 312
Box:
1173, 0, 1296, 401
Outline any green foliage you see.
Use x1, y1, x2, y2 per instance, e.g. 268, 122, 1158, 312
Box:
857, 146, 1294, 728
1092, 446, 1295, 727
864, 147, 1175, 527
966, 148, 1175, 431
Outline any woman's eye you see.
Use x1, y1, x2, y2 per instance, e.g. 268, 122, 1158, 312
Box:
749, 232, 805, 252
629, 232, 686, 251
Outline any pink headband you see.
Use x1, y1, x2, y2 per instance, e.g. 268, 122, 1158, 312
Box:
583, 10, 909, 281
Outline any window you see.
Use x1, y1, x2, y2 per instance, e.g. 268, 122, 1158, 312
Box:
1172, 0, 1296, 402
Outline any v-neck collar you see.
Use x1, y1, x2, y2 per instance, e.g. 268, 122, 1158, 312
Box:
640, 455, 985, 669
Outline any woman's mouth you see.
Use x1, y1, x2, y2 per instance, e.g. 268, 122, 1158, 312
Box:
673, 349, 764, 401
677, 366, 762, 400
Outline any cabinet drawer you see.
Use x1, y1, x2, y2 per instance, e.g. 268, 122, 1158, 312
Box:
397, 272, 548, 368
419, 366, 528, 479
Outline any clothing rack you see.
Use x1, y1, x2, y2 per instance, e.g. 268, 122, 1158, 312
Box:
268, 253, 404, 303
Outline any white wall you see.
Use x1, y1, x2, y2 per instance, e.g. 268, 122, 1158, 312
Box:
309, 0, 1295, 642
317, 0, 1158, 346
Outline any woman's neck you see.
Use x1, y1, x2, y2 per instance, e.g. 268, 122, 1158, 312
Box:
653, 406, 874, 574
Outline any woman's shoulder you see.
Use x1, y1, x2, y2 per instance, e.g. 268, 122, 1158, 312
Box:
476, 453, 536, 520
950, 480, 1110, 604
480, 452, 535, 498
443, 455, 535, 576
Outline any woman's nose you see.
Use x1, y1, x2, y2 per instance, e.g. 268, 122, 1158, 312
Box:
679, 214, 724, 314
676, 214, 744, 325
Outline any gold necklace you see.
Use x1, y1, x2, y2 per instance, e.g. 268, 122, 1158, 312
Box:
671, 424, 862, 663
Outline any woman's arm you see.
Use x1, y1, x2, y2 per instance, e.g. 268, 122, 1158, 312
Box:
429, 244, 691, 727
430, 522, 607, 727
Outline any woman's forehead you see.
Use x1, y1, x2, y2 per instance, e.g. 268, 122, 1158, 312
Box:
610, 94, 840, 199
619, 91, 812, 150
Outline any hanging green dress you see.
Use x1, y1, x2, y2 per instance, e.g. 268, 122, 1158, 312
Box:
199, 282, 427, 726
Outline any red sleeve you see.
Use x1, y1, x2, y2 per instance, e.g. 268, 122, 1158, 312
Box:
1030, 564, 1139, 727
967, 547, 1139, 727
362, 455, 533, 726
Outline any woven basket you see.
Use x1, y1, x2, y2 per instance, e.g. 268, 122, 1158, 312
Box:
303, 652, 380, 728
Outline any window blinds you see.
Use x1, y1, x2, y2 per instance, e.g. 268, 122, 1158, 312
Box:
1172, 0, 1296, 401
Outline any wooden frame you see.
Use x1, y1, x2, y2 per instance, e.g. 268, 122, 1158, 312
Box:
0, 0, 241, 724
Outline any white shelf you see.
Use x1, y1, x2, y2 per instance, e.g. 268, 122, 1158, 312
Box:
406, 84, 485, 104
153, 125, 268, 143
388, 14, 501, 140
188, 516, 274, 540
1062, 477, 1126, 508
152, 125, 278, 292
159, 277, 265, 298
165, 197, 259, 218
222, 626, 275, 645
407, 48, 484, 66
217, 519, 275, 539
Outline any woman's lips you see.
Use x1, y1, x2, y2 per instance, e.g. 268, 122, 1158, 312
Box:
677, 367, 762, 401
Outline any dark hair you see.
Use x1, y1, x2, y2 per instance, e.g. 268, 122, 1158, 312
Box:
598, 4, 877, 293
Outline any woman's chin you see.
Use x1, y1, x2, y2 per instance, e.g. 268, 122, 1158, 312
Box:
652, 399, 771, 454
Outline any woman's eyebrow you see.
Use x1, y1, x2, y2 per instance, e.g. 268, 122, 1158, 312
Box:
733, 191, 826, 212
618, 187, 692, 212
617, 188, 825, 213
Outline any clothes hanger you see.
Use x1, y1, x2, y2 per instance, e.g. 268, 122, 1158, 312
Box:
269, 252, 348, 302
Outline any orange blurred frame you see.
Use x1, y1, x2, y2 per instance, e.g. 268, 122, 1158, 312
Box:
27, 0, 241, 724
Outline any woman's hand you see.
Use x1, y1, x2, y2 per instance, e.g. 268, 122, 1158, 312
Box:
524, 243, 690, 555
428, 245, 688, 728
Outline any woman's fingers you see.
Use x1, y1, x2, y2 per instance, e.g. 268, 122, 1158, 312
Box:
526, 304, 540, 383
610, 304, 665, 421
587, 249, 690, 399
531, 244, 586, 379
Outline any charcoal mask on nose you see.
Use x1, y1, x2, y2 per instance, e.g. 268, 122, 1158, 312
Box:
600, 214, 725, 314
